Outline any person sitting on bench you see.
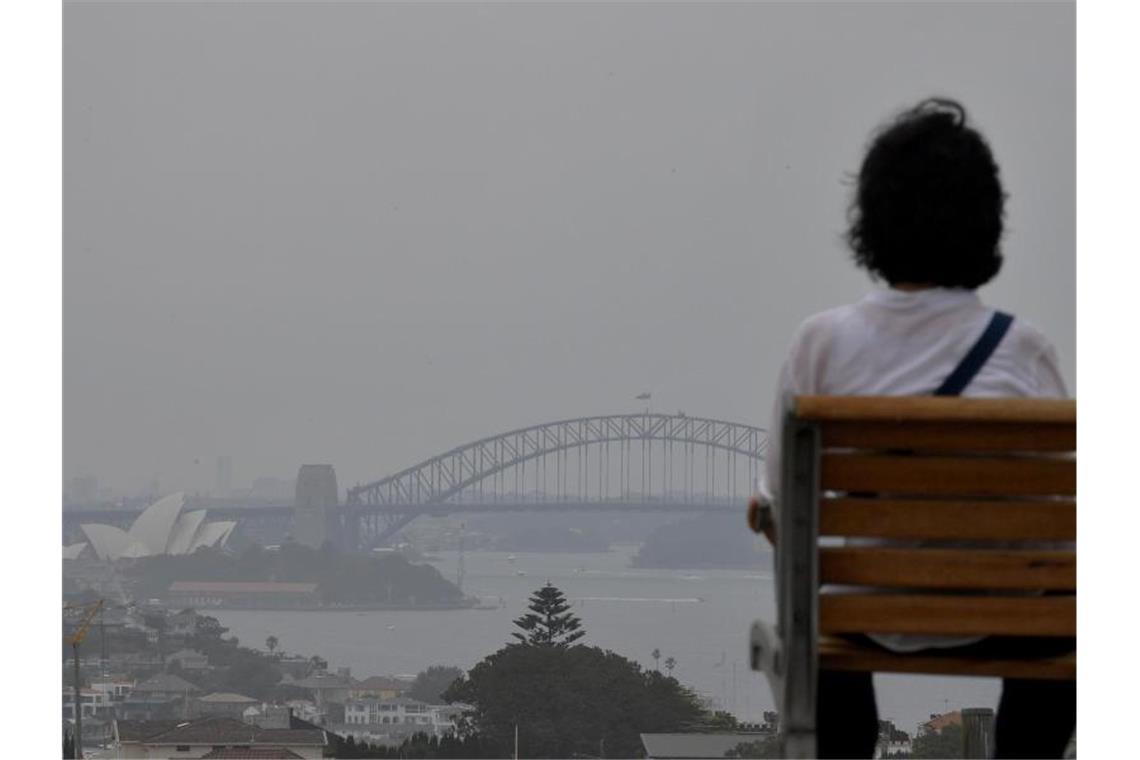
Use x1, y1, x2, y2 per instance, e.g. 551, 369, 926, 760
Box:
758, 97, 1074, 759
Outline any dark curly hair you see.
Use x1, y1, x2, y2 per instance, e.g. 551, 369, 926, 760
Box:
846, 98, 1005, 289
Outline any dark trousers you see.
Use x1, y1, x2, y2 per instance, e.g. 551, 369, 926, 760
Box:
816, 639, 1076, 759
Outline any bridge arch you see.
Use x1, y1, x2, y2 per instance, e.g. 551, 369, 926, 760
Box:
346, 413, 767, 508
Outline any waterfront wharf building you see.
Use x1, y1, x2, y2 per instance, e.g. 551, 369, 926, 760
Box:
166, 581, 320, 610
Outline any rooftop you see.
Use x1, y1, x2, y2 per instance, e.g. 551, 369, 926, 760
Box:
923, 711, 963, 732
640, 733, 773, 760
167, 648, 208, 659
115, 717, 326, 747
198, 692, 259, 704
290, 673, 354, 690
200, 749, 302, 760
354, 675, 406, 692
115, 720, 183, 742
132, 672, 201, 694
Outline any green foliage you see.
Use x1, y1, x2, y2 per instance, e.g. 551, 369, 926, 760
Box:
911, 724, 963, 759
182, 613, 283, 700
265, 635, 278, 654
443, 642, 707, 758
223, 656, 282, 696
724, 735, 781, 758
193, 614, 228, 645
126, 543, 465, 606
408, 665, 465, 704
704, 711, 742, 730
330, 731, 499, 758
189, 614, 232, 662
510, 583, 585, 647
633, 514, 766, 569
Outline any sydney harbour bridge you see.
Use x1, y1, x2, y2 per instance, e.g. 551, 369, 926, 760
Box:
63, 412, 767, 551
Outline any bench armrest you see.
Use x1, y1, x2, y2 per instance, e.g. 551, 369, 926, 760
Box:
750, 620, 784, 712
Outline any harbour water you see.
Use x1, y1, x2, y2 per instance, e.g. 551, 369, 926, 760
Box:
214, 545, 1000, 734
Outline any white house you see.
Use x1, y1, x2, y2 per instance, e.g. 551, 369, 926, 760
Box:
341, 696, 465, 743
90, 678, 136, 704
63, 687, 113, 721
344, 696, 432, 728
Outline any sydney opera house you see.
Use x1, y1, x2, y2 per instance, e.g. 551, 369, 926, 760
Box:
64, 492, 236, 561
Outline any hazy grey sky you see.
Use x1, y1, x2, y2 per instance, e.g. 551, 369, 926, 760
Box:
64, 1, 1075, 496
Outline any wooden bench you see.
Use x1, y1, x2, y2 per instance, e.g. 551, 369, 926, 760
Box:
748, 395, 1076, 758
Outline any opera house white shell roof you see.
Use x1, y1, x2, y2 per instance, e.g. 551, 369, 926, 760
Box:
62, 542, 88, 560
75, 492, 236, 561
166, 509, 208, 556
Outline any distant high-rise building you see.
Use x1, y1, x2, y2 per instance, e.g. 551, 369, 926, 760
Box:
216, 456, 233, 498
293, 464, 338, 549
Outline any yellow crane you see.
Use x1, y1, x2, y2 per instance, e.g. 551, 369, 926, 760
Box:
64, 600, 103, 760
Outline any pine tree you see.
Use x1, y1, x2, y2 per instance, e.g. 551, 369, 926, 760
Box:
511, 583, 585, 647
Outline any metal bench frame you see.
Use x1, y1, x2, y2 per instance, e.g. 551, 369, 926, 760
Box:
750, 395, 1076, 759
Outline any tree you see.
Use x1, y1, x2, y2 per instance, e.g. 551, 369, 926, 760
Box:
191, 614, 229, 658
664, 656, 676, 675
911, 724, 963, 758
510, 583, 584, 647
725, 735, 781, 758
651, 648, 661, 670
309, 655, 328, 674
327, 731, 497, 758
223, 657, 283, 699
409, 665, 465, 704
702, 711, 741, 731
444, 644, 706, 758
266, 635, 279, 655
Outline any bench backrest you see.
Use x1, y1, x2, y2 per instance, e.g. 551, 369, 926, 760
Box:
778, 395, 1075, 646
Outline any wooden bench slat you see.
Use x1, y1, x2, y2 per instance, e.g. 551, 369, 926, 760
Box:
820, 453, 1076, 496
819, 594, 1075, 637
820, 547, 1075, 590
820, 420, 1075, 452
796, 396, 1075, 425
819, 498, 1076, 541
818, 635, 1076, 680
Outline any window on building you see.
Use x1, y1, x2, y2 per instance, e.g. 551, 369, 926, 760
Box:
175, 746, 190, 753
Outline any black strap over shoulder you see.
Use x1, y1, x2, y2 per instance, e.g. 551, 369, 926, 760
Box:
933, 311, 1014, 396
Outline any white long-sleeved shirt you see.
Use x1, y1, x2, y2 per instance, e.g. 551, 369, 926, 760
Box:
760, 286, 1069, 652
